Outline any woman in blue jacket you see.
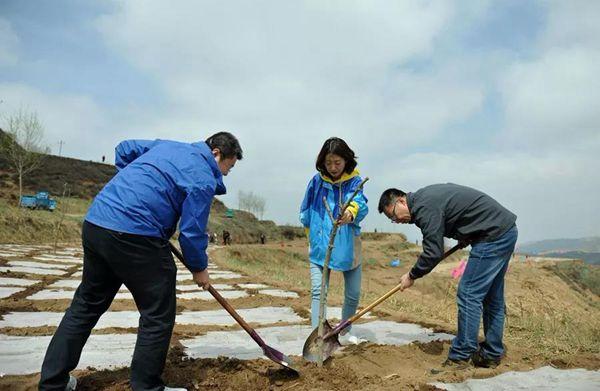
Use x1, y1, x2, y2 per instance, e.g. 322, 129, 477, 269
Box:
300, 137, 368, 342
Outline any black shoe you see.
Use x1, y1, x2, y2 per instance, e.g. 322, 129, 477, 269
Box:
472, 350, 501, 368
430, 358, 471, 374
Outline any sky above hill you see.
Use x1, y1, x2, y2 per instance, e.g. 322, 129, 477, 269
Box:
1, 0, 598, 243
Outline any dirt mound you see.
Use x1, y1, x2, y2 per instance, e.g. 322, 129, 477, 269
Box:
68, 339, 600, 391
414, 340, 445, 356
75, 343, 424, 391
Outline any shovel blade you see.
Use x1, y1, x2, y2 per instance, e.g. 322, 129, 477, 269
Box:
302, 320, 342, 363
262, 344, 300, 375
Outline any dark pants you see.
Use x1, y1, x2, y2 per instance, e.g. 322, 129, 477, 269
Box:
39, 221, 177, 391
448, 225, 518, 361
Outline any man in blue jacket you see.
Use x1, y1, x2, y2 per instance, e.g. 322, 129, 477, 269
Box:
39, 132, 242, 391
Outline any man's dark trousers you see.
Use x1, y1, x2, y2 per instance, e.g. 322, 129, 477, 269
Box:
448, 225, 518, 362
39, 221, 177, 391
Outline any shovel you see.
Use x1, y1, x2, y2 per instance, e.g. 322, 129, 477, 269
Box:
302, 243, 463, 363
169, 242, 299, 374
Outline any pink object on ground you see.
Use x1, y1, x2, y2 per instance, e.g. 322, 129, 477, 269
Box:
451, 259, 467, 279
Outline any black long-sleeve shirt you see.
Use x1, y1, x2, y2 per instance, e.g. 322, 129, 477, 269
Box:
407, 183, 516, 279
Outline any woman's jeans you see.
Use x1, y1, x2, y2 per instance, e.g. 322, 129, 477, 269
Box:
310, 262, 362, 330
448, 225, 518, 362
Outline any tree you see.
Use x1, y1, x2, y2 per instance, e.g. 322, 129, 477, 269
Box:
0, 109, 49, 205
254, 196, 266, 220
238, 190, 267, 219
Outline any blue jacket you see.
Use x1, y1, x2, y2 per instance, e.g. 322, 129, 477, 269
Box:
299, 170, 368, 271
85, 139, 225, 272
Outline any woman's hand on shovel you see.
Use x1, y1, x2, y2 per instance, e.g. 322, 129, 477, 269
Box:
400, 272, 414, 291
193, 269, 210, 290
337, 210, 354, 225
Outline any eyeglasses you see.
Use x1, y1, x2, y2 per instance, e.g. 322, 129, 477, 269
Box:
388, 199, 401, 223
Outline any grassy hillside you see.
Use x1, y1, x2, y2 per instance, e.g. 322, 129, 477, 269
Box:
519, 237, 600, 254
543, 251, 600, 265
213, 238, 600, 361
205, 198, 299, 243
0, 197, 85, 244
0, 134, 397, 244
546, 261, 600, 296
0, 138, 300, 244
0, 140, 115, 201
0, 194, 303, 245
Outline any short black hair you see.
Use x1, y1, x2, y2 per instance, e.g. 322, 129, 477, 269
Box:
205, 132, 243, 160
315, 137, 357, 178
378, 188, 407, 213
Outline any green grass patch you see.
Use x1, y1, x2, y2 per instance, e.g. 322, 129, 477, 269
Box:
546, 262, 600, 296
0, 197, 83, 244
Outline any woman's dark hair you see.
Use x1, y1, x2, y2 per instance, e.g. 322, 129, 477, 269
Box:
378, 188, 407, 213
205, 132, 243, 160
315, 137, 357, 178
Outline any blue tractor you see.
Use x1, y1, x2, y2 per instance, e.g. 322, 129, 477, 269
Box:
20, 191, 57, 211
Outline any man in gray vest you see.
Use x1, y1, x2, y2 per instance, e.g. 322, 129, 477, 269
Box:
378, 183, 517, 371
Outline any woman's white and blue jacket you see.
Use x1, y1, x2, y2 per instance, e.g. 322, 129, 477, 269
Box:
299, 169, 368, 272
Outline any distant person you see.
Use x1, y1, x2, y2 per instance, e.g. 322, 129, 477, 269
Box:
212, 232, 218, 244
260, 233, 266, 245
378, 184, 517, 372
222, 229, 231, 245
300, 137, 368, 344
101, 155, 105, 163
39, 132, 242, 391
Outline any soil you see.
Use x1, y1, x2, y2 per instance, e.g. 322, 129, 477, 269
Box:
3, 341, 598, 391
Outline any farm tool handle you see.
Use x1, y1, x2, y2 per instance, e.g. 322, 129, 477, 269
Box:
324, 242, 464, 339
168, 242, 266, 346
207, 285, 266, 345
335, 177, 370, 225
316, 176, 369, 365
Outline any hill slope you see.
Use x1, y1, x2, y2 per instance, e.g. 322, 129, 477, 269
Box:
518, 237, 600, 265
542, 251, 600, 265
213, 238, 600, 363
0, 129, 115, 200
0, 136, 300, 244
518, 237, 600, 254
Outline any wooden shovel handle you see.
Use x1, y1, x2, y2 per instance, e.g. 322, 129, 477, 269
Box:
206, 285, 250, 332
347, 243, 464, 323
168, 242, 263, 344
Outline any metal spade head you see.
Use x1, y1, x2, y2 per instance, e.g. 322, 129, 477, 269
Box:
262, 344, 300, 375
302, 320, 342, 363
168, 242, 299, 374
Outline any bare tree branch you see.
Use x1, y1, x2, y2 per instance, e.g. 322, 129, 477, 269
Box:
0, 109, 48, 205
238, 190, 267, 220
